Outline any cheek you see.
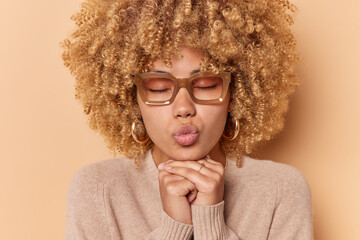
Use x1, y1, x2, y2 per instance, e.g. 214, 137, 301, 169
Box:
203, 92, 230, 139
137, 103, 170, 142
142, 109, 165, 128
199, 105, 228, 139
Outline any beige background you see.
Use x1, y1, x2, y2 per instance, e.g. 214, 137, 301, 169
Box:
0, 0, 359, 239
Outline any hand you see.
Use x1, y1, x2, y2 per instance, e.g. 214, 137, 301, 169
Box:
158, 158, 225, 206
158, 167, 196, 224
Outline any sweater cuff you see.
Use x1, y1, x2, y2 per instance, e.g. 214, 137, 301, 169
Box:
158, 208, 194, 240
191, 200, 227, 240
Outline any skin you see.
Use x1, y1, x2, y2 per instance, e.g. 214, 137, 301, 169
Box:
137, 47, 231, 224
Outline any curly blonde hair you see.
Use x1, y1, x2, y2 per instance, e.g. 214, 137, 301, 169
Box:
61, 0, 299, 168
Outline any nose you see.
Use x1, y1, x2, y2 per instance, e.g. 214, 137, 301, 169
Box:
172, 87, 196, 118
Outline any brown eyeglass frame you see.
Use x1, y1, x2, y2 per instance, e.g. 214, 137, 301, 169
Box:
134, 71, 231, 105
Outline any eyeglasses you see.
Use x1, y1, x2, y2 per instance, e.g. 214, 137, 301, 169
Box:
134, 71, 231, 105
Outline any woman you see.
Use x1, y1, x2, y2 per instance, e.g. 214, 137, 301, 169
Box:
62, 0, 313, 239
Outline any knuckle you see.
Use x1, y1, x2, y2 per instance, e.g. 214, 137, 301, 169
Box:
218, 166, 225, 175
208, 174, 223, 187
214, 172, 222, 182
165, 183, 178, 195
209, 179, 218, 188
203, 179, 217, 191
162, 175, 172, 185
158, 171, 170, 183
158, 170, 166, 180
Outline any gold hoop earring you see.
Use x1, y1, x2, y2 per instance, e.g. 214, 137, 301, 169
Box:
131, 120, 149, 144
222, 119, 240, 141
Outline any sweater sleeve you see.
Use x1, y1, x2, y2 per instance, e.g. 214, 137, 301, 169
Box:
191, 201, 240, 240
267, 166, 314, 240
65, 166, 112, 240
65, 166, 194, 240
190, 166, 314, 240
146, 209, 194, 240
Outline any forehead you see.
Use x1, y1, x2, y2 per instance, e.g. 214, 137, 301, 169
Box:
149, 47, 204, 77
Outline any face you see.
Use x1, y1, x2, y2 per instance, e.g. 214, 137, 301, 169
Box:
137, 47, 230, 165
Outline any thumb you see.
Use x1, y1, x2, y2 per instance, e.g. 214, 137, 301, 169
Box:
186, 189, 198, 204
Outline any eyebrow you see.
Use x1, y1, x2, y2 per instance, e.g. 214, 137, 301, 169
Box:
151, 69, 201, 76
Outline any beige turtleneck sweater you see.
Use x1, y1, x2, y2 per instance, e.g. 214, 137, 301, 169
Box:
65, 150, 313, 239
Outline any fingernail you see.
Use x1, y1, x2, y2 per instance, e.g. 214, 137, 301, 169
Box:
165, 166, 172, 170
158, 162, 165, 169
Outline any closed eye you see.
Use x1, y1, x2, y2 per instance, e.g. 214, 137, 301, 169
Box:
194, 84, 217, 89
149, 88, 171, 93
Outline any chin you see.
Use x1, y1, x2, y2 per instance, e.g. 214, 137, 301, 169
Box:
170, 146, 206, 161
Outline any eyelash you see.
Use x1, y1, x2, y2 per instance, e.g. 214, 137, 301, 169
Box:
148, 85, 217, 93
149, 89, 170, 93
194, 85, 217, 89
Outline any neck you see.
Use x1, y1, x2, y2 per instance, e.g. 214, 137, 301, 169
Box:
151, 142, 226, 168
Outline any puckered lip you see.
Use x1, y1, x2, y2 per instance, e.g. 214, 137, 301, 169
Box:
173, 124, 199, 136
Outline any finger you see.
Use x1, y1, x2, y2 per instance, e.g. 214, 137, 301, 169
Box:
158, 169, 185, 184
160, 160, 216, 176
161, 157, 224, 171
186, 189, 198, 204
164, 166, 221, 192
197, 159, 224, 175
206, 158, 225, 168
160, 158, 206, 169
165, 178, 196, 197
162, 159, 224, 177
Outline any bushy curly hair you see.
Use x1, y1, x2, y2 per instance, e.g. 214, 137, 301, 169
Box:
61, 0, 299, 168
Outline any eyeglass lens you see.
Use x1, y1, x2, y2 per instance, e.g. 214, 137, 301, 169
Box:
141, 76, 223, 102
